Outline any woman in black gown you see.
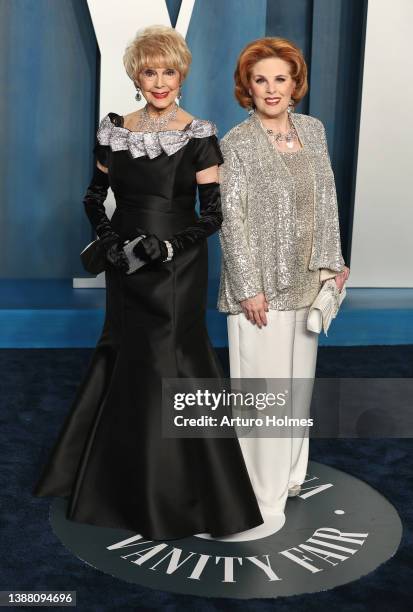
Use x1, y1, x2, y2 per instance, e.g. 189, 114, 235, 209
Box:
33, 25, 263, 540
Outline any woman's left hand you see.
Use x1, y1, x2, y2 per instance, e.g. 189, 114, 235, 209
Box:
334, 266, 350, 292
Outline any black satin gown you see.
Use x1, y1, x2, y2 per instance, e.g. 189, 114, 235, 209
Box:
32, 112, 264, 540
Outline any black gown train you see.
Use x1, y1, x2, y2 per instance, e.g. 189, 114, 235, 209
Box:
33, 112, 264, 540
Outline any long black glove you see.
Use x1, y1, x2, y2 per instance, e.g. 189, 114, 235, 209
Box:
83, 164, 129, 272
169, 181, 223, 255
133, 182, 223, 263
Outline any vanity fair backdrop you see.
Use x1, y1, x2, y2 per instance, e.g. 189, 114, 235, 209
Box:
1, 0, 411, 290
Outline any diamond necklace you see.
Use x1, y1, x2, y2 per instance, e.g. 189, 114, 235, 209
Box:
259, 112, 299, 149
136, 103, 178, 133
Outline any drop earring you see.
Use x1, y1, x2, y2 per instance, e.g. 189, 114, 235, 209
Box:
287, 98, 295, 113
177, 88, 182, 100
135, 87, 142, 101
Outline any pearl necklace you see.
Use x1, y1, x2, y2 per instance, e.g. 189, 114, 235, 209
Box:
136, 103, 178, 133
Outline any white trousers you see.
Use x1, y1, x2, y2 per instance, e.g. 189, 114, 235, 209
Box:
227, 306, 319, 516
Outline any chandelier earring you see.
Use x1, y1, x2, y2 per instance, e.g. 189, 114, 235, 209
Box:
287, 98, 295, 114
135, 86, 142, 102
177, 87, 182, 100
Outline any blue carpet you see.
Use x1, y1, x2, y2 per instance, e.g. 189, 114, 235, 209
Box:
0, 346, 412, 610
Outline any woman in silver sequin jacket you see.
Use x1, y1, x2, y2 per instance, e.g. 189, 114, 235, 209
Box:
217, 37, 350, 541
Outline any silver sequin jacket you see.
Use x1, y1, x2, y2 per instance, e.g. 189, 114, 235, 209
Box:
217, 111, 345, 313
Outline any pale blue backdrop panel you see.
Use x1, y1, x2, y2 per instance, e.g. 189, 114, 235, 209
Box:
165, 0, 181, 27
0, 0, 98, 278
182, 0, 267, 284
309, 0, 368, 262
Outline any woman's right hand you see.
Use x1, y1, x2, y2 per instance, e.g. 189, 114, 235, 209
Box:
240, 292, 269, 328
105, 241, 129, 273
334, 265, 350, 292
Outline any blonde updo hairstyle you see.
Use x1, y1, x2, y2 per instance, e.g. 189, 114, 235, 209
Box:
123, 25, 192, 87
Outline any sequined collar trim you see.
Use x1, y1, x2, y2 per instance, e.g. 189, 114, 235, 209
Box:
96, 113, 218, 159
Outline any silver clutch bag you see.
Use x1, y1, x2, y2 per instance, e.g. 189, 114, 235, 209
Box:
307, 278, 346, 335
122, 235, 147, 275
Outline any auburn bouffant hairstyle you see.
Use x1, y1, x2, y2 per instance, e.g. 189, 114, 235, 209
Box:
234, 37, 308, 108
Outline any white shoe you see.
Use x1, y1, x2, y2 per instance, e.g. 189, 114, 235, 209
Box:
288, 484, 301, 497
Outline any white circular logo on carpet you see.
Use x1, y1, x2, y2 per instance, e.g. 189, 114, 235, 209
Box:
50, 461, 402, 598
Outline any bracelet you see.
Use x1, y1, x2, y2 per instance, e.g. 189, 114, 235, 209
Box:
163, 240, 174, 262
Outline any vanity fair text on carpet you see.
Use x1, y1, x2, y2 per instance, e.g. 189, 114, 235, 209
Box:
107, 526, 368, 582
